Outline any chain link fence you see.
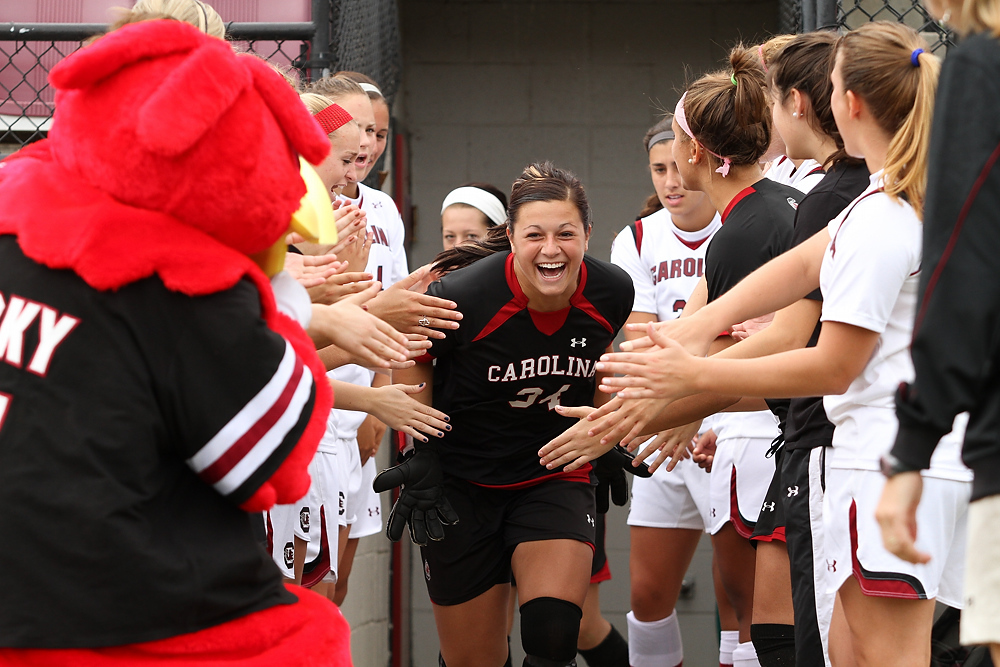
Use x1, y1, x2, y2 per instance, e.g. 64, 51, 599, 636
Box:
1, 0, 402, 153
836, 0, 954, 52
783, 0, 953, 52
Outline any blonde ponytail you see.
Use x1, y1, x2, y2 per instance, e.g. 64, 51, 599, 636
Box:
837, 22, 939, 218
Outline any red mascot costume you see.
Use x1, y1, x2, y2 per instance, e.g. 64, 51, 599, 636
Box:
0, 19, 351, 666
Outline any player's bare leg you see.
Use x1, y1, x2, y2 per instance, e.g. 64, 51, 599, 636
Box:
433, 583, 511, 667
837, 577, 934, 667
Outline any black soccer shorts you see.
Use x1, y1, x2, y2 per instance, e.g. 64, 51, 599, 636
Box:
419, 474, 597, 606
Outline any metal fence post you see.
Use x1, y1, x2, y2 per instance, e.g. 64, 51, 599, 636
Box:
311, 0, 332, 81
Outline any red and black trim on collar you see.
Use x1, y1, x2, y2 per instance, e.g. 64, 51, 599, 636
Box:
673, 232, 712, 251
471, 254, 612, 341
721, 185, 756, 224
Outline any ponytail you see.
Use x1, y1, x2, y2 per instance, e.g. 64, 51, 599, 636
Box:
680, 45, 772, 170
836, 22, 939, 217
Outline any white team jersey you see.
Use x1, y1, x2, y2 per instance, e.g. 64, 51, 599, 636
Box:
820, 171, 969, 480
766, 156, 825, 195
611, 208, 722, 435
321, 183, 410, 449
610, 207, 722, 320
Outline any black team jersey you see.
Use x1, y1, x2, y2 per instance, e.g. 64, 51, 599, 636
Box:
0, 236, 315, 647
706, 177, 799, 425
705, 178, 800, 301
783, 162, 871, 451
423, 251, 633, 486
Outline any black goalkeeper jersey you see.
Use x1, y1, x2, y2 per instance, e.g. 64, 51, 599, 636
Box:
0, 236, 315, 647
424, 251, 633, 486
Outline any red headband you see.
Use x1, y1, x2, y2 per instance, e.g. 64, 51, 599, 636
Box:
313, 103, 353, 135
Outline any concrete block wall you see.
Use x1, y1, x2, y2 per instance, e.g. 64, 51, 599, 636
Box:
400, 0, 780, 267
397, 2, 778, 664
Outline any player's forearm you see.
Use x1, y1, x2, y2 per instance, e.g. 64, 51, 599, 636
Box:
641, 393, 740, 434
691, 232, 826, 335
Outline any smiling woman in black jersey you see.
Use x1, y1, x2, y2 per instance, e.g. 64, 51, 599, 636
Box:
377, 162, 634, 667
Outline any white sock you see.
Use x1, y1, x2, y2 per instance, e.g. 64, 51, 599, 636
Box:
719, 630, 739, 666
627, 610, 683, 667
731, 640, 761, 667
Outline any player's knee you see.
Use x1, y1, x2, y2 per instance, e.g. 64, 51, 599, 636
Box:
629, 580, 672, 618
520, 597, 582, 666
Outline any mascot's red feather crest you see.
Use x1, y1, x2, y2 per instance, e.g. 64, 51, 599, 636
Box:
0, 19, 332, 512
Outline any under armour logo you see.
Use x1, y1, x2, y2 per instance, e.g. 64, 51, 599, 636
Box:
787, 486, 799, 497
586, 514, 595, 527
570, 337, 587, 348
827, 559, 837, 573
762, 502, 775, 512
711, 508, 717, 518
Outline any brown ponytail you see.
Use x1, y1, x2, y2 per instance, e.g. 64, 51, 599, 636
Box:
836, 22, 939, 217
680, 46, 772, 170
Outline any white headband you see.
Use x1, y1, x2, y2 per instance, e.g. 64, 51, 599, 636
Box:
358, 82, 382, 96
441, 186, 507, 227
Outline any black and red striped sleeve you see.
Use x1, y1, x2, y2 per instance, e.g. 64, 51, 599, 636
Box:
164, 279, 316, 506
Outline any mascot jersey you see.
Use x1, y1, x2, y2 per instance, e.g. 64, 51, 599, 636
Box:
0, 20, 337, 651
0, 239, 313, 647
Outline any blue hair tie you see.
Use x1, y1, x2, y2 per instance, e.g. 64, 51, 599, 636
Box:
911, 48, 924, 66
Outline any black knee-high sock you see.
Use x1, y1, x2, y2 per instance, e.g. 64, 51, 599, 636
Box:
750, 623, 796, 667
577, 624, 629, 667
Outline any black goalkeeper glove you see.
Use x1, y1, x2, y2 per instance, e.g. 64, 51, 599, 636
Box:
592, 445, 653, 514
372, 449, 459, 546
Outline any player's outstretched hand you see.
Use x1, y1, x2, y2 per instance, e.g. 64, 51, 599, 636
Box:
373, 449, 459, 546
620, 311, 718, 357
597, 323, 701, 400
283, 252, 343, 289
368, 382, 451, 442
631, 420, 702, 474
875, 471, 931, 564
309, 282, 410, 369
367, 265, 463, 339
592, 445, 652, 514
538, 405, 618, 472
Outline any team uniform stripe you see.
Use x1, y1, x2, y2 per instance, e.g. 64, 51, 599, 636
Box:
848, 500, 926, 599
212, 366, 313, 495
730, 465, 757, 539
200, 358, 306, 485
302, 505, 332, 587
189, 342, 297, 471
187, 341, 313, 495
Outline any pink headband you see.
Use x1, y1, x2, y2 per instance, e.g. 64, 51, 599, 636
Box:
758, 45, 768, 72
313, 103, 353, 135
674, 93, 732, 177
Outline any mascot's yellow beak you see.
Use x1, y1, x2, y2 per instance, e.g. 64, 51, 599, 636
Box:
251, 157, 339, 277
